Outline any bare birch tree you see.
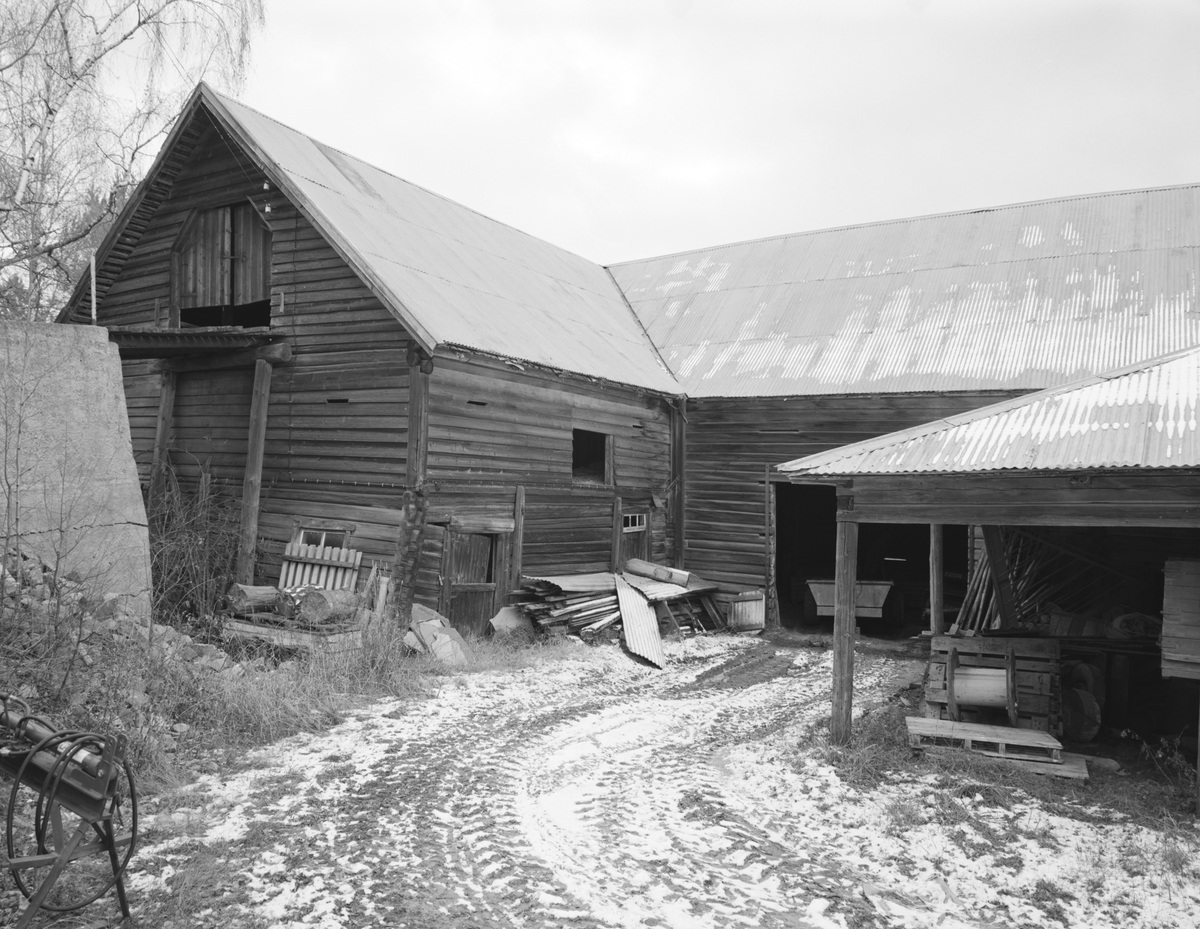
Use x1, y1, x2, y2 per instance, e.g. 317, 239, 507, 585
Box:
0, 0, 265, 321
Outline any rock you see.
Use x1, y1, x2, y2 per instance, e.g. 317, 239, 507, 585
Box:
171, 723, 191, 735
1082, 755, 1121, 773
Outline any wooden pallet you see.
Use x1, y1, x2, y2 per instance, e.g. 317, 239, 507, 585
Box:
907, 716, 1063, 763
279, 542, 362, 590
925, 635, 1060, 735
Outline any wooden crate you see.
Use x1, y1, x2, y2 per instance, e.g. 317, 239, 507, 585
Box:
1162, 559, 1200, 681
925, 635, 1060, 735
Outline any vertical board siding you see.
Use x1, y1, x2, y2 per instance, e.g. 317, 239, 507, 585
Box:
169, 367, 255, 484
685, 392, 1027, 590
91, 117, 413, 584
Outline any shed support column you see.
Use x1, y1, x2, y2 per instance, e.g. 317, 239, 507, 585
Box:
149, 371, 177, 501
929, 523, 945, 635
831, 516, 859, 744
235, 359, 273, 585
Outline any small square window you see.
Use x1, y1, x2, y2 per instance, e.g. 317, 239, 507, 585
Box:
298, 529, 347, 549
572, 429, 609, 482
622, 513, 646, 533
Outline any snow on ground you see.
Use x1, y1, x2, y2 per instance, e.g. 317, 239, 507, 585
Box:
115, 634, 1200, 929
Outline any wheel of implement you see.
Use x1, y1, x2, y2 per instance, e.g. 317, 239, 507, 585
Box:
5, 733, 138, 912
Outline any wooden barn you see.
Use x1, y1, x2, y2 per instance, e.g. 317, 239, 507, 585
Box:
609, 189, 1200, 627
60, 83, 1200, 636
58, 84, 681, 634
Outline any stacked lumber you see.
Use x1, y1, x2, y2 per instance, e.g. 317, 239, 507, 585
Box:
516, 583, 623, 640
512, 561, 724, 668
953, 528, 1131, 634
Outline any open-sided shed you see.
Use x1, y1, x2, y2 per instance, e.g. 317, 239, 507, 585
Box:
778, 346, 1200, 802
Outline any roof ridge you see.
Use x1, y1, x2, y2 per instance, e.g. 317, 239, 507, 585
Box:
209, 86, 605, 268
607, 181, 1200, 269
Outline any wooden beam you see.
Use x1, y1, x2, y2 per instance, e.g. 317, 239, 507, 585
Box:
150, 342, 291, 374
611, 496, 623, 573
406, 350, 431, 489
235, 358, 273, 584
929, 523, 945, 635
981, 525, 1019, 628
831, 516, 859, 744
148, 371, 177, 500
510, 485, 525, 599
671, 398, 686, 569
765, 469, 780, 628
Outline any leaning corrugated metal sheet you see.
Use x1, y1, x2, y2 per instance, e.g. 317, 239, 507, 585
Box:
778, 345, 1200, 475
207, 90, 679, 395
608, 186, 1200, 397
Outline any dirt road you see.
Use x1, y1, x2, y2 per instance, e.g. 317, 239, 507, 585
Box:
110, 634, 1200, 929
124, 637, 907, 928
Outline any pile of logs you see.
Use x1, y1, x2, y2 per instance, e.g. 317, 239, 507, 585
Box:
226, 583, 360, 629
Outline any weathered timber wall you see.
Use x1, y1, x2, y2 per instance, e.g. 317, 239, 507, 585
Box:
90, 117, 411, 584
684, 392, 1023, 590
424, 356, 674, 575
86, 111, 675, 591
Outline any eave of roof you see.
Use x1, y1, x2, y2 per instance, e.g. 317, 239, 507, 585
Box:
778, 344, 1200, 477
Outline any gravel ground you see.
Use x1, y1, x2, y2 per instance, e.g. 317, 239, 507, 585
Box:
5, 633, 1199, 928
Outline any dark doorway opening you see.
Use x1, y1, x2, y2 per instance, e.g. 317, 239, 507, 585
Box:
774, 483, 967, 634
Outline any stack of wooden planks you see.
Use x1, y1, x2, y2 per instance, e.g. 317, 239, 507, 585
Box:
512, 561, 724, 668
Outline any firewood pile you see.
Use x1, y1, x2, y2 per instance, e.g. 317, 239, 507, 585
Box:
223, 564, 391, 638
513, 559, 724, 649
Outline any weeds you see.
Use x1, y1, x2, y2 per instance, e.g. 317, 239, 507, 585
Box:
148, 466, 241, 642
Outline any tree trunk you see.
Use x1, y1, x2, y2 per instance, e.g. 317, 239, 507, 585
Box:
298, 588, 359, 625
226, 583, 278, 614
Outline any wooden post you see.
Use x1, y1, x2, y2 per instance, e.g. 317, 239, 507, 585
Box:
509, 485, 525, 599
611, 496, 623, 573
149, 371, 177, 501
981, 525, 1019, 628
765, 469, 780, 628
406, 349, 431, 489
391, 490, 428, 623
670, 398, 686, 569
929, 523, 944, 635
830, 515, 859, 744
235, 359, 272, 584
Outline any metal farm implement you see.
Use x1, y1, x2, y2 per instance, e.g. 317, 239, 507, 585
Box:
0, 693, 137, 927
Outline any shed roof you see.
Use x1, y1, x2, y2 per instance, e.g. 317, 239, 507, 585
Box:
67, 84, 678, 394
608, 187, 1200, 398
777, 345, 1200, 477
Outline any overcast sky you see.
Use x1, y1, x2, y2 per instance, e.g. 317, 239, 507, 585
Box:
237, 0, 1200, 264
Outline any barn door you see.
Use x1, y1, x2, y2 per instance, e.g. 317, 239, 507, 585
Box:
441, 531, 497, 636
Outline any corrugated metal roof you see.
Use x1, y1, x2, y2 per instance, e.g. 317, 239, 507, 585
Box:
615, 575, 665, 669
778, 345, 1200, 476
202, 88, 679, 394
608, 187, 1200, 397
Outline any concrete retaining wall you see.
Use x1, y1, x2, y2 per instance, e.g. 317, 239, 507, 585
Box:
1, 322, 151, 617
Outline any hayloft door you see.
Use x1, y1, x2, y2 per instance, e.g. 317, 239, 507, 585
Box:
442, 531, 498, 636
